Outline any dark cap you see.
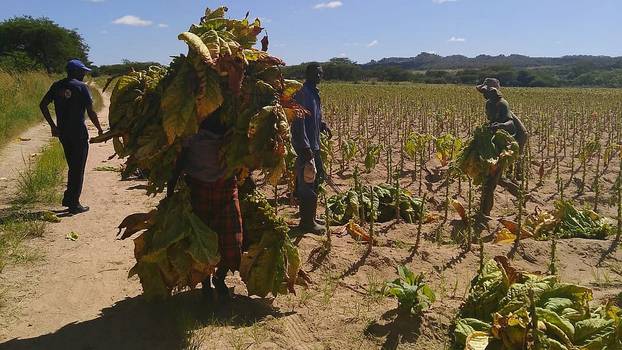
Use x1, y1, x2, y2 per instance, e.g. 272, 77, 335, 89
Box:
66, 59, 91, 72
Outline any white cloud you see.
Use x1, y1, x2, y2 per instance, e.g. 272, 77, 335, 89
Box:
433, 0, 457, 3
113, 15, 153, 27
338, 53, 347, 57
367, 40, 379, 47
314, 1, 343, 9
158, 23, 169, 28
448, 36, 466, 42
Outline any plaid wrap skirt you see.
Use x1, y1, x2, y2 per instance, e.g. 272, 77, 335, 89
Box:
187, 175, 243, 272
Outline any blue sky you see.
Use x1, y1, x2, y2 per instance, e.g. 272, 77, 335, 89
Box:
2, 0, 622, 66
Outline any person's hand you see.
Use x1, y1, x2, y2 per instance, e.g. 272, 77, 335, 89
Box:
302, 148, 314, 162
303, 159, 317, 184
489, 122, 501, 132
51, 126, 59, 138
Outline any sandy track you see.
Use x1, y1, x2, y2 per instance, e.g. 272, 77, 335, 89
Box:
0, 93, 176, 349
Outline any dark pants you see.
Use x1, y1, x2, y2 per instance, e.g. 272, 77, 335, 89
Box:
59, 134, 89, 208
294, 150, 325, 203
480, 167, 502, 216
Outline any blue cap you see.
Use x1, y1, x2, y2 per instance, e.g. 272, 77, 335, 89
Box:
66, 59, 91, 72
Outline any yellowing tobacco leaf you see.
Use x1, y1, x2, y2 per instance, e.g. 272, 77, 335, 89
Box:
494, 228, 516, 244
465, 331, 490, 350
178, 32, 214, 65
160, 60, 199, 144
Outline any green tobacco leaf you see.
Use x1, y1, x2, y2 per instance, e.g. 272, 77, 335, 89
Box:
574, 318, 615, 348
454, 318, 491, 347
160, 59, 198, 144
186, 212, 220, 266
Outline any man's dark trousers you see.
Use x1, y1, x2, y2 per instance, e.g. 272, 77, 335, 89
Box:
59, 132, 89, 208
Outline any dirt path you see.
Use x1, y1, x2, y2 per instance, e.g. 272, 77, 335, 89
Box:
0, 93, 178, 349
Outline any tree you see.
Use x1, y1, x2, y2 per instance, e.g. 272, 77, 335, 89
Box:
0, 16, 90, 73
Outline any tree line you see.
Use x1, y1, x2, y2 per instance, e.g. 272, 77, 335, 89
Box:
283, 58, 622, 88
2, 16, 621, 88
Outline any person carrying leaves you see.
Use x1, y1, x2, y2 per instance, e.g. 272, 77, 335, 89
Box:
475, 78, 528, 218
291, 63, 333, 234
167, 117, 242, 301
40, 59, 103, 214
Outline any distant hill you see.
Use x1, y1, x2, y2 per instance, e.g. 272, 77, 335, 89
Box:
367, 53, 622, 70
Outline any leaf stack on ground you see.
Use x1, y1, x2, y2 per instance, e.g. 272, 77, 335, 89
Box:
454, 256, 622, 350
98, 7, 305, 299
327, 183, 425, 225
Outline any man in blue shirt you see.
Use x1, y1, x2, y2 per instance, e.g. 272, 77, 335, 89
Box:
291, 63, 332, 234
40, 59, 103, 214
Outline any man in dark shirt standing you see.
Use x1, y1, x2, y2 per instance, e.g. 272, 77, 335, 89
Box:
40, 59, 103, 214
291, 63, 332, 234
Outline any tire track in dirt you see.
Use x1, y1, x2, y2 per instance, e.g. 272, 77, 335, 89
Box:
274, 314, 322, 350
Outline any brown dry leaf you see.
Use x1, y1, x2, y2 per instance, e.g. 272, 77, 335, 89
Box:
424, 212, 440, 223
494, 256, 520, 287
346, 221, 375, 243
451, 199, 468, 221
498, 219, 533, 240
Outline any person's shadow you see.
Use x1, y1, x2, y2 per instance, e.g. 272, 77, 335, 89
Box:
0, 290, 288, 350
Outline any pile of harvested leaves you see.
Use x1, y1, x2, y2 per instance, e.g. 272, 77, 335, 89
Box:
327, 183, 424, 225
526, 200, 613, 240
454, 256, 622, 350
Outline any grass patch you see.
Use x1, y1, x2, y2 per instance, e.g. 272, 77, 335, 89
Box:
0, 216, 46, 271
15, 140, 66, 205
0, 70, 56, 147
0, 139, 65, 288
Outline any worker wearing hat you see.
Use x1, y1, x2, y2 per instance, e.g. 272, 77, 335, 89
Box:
40, 59, 103, 214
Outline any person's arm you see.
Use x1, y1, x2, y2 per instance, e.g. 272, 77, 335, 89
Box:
475, 84, 489, 94
40, 85, 59, 137
292, 90, 313, 161
167, 146, 188, 197
490, 101, 514, 131
83, 84, 103, 135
